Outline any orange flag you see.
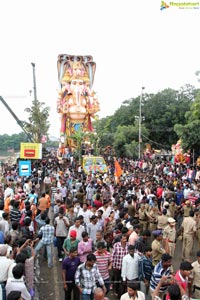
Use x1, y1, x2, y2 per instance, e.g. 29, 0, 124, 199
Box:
114, 158, 123, 178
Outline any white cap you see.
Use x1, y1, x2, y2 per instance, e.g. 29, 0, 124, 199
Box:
168, 217, 176, 224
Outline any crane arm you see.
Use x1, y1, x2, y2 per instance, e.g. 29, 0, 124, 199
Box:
0, 96, 35, 143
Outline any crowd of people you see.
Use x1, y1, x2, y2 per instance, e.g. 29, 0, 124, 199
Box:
0, 154, 200, 300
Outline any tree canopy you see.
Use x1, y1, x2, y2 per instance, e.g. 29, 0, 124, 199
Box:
94, 84, 200, 158
0, 133, 58, 154
174, 89, 200, 155
24, 100, 50, 143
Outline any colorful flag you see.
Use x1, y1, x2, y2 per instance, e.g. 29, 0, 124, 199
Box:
114, 158, 122, 178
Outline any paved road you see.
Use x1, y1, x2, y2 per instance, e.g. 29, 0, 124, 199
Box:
35, 236, 199, 300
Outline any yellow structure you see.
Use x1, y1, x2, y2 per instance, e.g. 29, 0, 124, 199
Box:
20, 143, 42, 159
82, 156, 107, 174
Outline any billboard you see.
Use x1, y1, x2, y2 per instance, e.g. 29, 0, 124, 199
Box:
20, 143, 42, 159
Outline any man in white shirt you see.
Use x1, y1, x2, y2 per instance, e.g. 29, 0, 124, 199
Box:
75, 179, 82, 190
7, 291, 22, 300
98, 200, 110, 220
54, 188, 63, 202
74, 200, 83, 217
68, 217, 85, 241
0, 244, 13, 299
183, 185, 191, 199
120, 281, 145, 300
128, 224, 141, 246
54, 208, 69, 261
113, 204, 120, 220
6, 263, 31, 300
86, 182, 96, 205
87, 215, 100, 240
23, 180, 31, 195
0, 202, 4, 221
4, 187, 14, 201
121, 245, 140, 283
60, 183, 67, 202
43, 174, 51, 191
77, 203, 93, 225
0, 212, 9, 236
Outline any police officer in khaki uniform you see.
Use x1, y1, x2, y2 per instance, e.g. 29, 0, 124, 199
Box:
183, 200, 191, 217
147, 206, 159, 232
191, 250, 200, 299
138, 203, 148, 232
145, 200, 150, 212
181, 210, 196, 261
169, 200, 177, 218
157, 209, 168, 230
163, 202, 171, 217
194, 209, 200, 249
163, 217, 176, 257
151, 230, 166, 266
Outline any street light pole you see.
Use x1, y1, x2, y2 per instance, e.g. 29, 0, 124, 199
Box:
31, 62, 37, 101
138, 87, 145, 159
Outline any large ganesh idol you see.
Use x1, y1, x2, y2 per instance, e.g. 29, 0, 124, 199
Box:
171, 139, 191, 164
57, 54, 100, 150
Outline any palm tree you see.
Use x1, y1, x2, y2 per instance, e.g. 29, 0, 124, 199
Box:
24, 100, 50, 143
70, 128, 85, 162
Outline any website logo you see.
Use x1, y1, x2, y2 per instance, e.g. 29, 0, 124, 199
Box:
160, 1, 199, 10
160, 1, 170, 10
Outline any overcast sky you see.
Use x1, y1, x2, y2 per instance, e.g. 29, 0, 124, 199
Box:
0, 0, 199, 137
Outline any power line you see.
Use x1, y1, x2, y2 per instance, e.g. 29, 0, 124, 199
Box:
148, 128, 173, 132
141, 134, 171, 150
1, 95, 27, 98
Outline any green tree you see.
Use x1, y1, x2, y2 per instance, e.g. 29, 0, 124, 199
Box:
195, 70, 200, 82
113, 124, 149, 157
174, 90, 200, 156
24, 100, 50, 143
124, 141, 138, 158
110, 96, 140, 129
185, 90, 200, 121
94, 116, 115, 149
0, 133, 27, 151
70, 128, 86, 162
94, 85, 197, 157
143, 87, 193, 148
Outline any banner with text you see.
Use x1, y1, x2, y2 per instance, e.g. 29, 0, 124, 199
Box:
20, 143, 42, 159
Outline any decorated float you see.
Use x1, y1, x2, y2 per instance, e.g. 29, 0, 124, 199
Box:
171, 139, 191, 164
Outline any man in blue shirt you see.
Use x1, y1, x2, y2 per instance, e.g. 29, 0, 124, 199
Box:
62, 247, 80, 300
0, 230, 4, 244
150, 253, 172, 299
75, 253, 106, 300
34, 217, 54, 268
139, 246, 154, 295
175, 186, 184, 206
35, 212, 47, 229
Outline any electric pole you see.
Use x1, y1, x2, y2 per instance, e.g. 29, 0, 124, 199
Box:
138, 87, 145, 160
31, 62, 37, 101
